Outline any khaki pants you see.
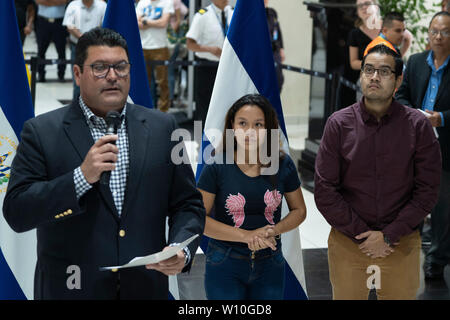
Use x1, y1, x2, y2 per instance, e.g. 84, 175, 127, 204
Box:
143, 48, 170, 112
328, 228, 421, 300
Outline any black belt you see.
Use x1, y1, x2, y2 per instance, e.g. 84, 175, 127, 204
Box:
38, 16, 63, 23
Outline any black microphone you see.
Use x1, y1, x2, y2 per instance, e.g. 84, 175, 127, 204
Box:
100, 111, 122, 185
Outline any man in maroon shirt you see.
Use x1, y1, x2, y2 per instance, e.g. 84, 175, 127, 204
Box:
314, 44, 441, 300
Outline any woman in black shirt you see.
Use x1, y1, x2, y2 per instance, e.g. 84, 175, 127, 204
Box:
197, 94, 307, 300
341, 0, 381, 107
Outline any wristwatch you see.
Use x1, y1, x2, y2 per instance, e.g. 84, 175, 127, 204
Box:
142, 19, 148, 26
169, 243, 190, 266
383, 234, 392, 247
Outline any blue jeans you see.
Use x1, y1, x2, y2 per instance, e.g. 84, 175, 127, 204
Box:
204, 239, 285, 300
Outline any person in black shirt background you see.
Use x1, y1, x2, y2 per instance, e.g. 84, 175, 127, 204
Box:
340, 0, 381, 108
14, 0, 36, 45
264, 0, 285, 93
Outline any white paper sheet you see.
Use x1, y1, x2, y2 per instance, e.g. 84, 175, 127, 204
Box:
100, 234, 199, 271
418, 109, 439, 138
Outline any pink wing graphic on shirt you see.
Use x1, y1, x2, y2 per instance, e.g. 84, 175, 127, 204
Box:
264, 189, 282, 225
225, 193, 246, 228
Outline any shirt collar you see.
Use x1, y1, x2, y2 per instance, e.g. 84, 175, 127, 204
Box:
211, 3, 226, 14
426, 50, 450, 72
357, 98, 398, 123
78, 96, 126, 128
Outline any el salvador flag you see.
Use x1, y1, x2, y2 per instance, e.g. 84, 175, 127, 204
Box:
0, 0, 36, 300
196, 0, 308, 299
103, 0, 153, 109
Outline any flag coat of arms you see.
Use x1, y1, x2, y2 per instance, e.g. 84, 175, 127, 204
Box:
0, 0, 36, 300
196, 0, 308, 299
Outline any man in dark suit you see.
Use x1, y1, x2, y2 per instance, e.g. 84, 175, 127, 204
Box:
396, 11, 450, 279
3, 27, 205, 299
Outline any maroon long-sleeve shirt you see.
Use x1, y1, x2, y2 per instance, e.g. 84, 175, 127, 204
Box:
314, 99, 441, 244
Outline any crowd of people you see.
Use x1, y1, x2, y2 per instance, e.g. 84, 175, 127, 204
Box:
7, 0, 450, 300
15, 0, 284, 120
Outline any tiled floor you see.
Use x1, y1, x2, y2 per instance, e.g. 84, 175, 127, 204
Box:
24, 34, 450, 300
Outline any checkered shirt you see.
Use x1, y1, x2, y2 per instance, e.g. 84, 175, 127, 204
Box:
73, 96, 129, 216
73, 98, 191, 264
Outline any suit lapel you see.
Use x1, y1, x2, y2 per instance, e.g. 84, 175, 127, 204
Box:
63, 101, 120, 221
417, 52, 432, 106
120, 104, 150, 221
96, 182, 120, 221
63, 102, 94, 162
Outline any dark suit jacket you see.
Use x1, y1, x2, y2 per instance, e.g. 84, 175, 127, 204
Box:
396, 50, 450, 171
3, 101, 205, 299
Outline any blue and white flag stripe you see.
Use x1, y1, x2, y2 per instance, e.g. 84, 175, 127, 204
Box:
102, 0, 153, 109
0, 0, 36, 300
198, 0, 307, 299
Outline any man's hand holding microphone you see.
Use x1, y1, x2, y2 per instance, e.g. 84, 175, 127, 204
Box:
80, 111, 121, 185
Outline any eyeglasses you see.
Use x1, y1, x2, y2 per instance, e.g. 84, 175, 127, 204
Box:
362, 65, 395, 77
84, 62, 131, 78
429, 29, 450, 38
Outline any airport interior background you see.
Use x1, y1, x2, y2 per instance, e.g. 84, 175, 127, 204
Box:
23, 0, 449, 299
